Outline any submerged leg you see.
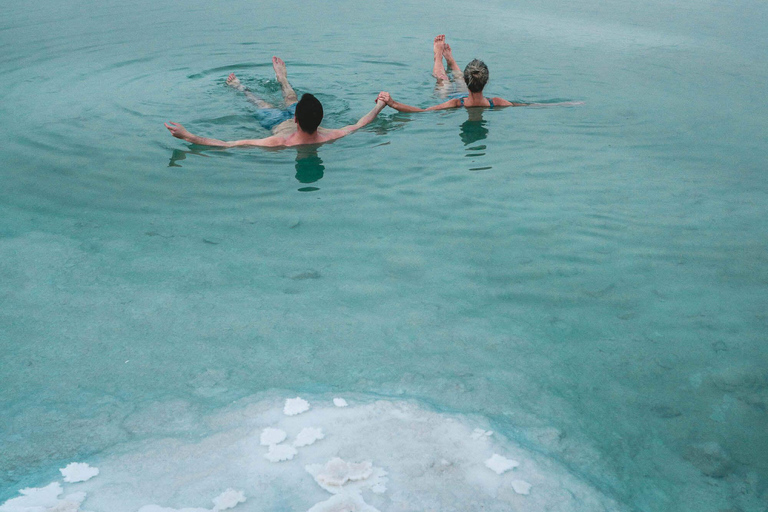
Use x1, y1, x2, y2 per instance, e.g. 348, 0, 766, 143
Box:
432, 35, 449, 83
226, 72, 274, 108
273, 56, 299, 106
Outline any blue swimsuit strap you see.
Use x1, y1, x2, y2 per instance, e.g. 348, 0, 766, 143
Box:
459, 97, 494, 108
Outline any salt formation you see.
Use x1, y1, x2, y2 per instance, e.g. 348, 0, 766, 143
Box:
3, 395, 626, 512
284, 397, 310, 416
470, 428, 493, 440
138, 489, 246, 512
293, 427, 324, 447
60, 462, 99, 483
484, 454, 520, 474
0, 483, 86, 512
264, 443, 298, 462
306, 458, 388, 495
306, 493, 379, 512
333, 398, 348, 407
260, 427, 287, 446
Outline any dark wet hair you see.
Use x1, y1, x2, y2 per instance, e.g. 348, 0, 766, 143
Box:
295, 93, 323, 134
464, 59, 489, 93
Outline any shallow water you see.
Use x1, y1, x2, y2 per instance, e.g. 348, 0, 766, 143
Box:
1, 0, 767, 510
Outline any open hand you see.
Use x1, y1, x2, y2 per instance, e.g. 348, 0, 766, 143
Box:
164, 122, 190, 140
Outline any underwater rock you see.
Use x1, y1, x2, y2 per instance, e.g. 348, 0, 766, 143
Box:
260, 428, 287, 446
484, 454, 520, 475
284, 397, 310, 416
684, 442, 732, 478
294, 427, 324, 447
60, 462, 99, 483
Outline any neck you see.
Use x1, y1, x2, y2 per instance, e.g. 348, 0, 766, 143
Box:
468, 90, 485, 100
291, 127, 322, 143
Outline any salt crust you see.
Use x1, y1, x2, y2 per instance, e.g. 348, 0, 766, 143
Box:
138, 489, 246, 512
471, 428, 493, 440
284, 397, 310, 416
306, 458, 388, 495
294, 427, 324, 447
60, 462, 99, 483
264, 443, 298, 462
333, 398, 348, 407
260, 427, 287, 446
0, 483, 87, 512
306, 492, 379, 512
484, 454, 520, 474
512, 480, 533, 495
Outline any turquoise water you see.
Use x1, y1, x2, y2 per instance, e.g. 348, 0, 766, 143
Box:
1, 0, 767, 509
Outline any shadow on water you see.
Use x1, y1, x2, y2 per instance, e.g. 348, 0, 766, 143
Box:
461, 109, 492, 172
167, 144, 327, 192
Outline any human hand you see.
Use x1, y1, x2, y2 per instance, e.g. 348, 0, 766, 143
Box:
164, 122, 190, 140
377, 92, 393, 106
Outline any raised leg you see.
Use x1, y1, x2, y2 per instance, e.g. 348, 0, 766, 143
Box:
226, 72, 274, 108
443, 42, 464, 84
273, 56, 298, 106
432, 35, 449, 83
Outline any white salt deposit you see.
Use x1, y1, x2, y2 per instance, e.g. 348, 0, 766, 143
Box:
511, 480, 533, 495
211, 489, 246, 511
470, 428, 493, 440
60, 462, 100, 483
0, 483, 87, 512
264, 443, 298, 462
284, 397, 310, 416
306, 492, 379, 512
259, 427, 287, 446
333, 398, 348, 407
484, 454, 520, 474
293, 427, 324, 447
3, 395, 626, 512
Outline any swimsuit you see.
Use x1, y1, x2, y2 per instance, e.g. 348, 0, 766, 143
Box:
447, 93, 494, 108
459, 96, 494, 108
254, 102, 297, 130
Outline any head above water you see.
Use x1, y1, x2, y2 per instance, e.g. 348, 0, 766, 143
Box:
295, 93, 323, 134
464, 59, 489, 93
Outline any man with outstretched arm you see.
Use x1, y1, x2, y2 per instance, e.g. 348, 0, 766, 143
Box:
165, 56, 387, 148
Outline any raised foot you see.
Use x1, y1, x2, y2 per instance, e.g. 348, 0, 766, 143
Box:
272, 56, 288, 82
443, 43, 457, 66
226, 72, 244, 90
433, 34, 446, 57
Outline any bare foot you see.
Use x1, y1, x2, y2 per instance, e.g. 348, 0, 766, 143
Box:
226, 72, 244, 90
443, 43, 456, 66
433, 34, 446, 58
272, 56, 288, 83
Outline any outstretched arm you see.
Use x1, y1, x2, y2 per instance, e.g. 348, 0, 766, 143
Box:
378, 92, 459, 112
322, 98, 387, 141
492, 98, 531, 107
165, 122, 283, 148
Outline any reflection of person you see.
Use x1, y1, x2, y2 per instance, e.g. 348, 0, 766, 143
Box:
166, 56, 386, 148
294, 147, 325, 184
378, 35, 530, 112
460, 109, 489, 146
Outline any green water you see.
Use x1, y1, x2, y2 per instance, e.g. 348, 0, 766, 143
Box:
1, 0, 767, 509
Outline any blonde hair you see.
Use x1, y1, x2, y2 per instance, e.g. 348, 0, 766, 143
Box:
463, 59, 489, 92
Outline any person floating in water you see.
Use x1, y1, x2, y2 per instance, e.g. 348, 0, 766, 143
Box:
377, 35, 530, 112
165, 57, 386, 147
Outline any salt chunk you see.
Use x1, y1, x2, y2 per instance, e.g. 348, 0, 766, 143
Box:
511, 480, 532, 495
0, 482, 63, 510
138, 506, 208, 512
260, 428, 287, 446
284, 397, 310, 416
484, 454, 519, 474
333, 398, 348, 407
294, 427, 324, 447
470, 428, 493, 440
212, 488, 246, 510
264, 443, 297, 462
60, 462, 99, 483
306, 458, 388, 495
307, 492, 380, 512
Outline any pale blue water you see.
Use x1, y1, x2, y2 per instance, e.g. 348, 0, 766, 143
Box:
1, 0, 767, 510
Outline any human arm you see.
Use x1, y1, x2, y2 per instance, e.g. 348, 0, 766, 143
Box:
377, 92, 460, 112
164, 122, 284, 148
491, 97, 531, 107
323, 98, 387, 141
